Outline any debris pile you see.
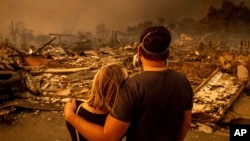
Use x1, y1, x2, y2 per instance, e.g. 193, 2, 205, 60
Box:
1, 41, 250, 134
191, 69, 245, 133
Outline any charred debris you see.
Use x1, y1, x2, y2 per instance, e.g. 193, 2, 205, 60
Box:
1, 33, 250, 133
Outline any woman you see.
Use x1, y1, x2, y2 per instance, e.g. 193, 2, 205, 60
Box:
66, 64, 128, 141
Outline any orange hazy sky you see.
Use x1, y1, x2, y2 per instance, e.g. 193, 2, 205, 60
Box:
0, 0, 249, 37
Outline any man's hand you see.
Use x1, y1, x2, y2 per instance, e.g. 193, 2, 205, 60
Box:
64, 99, 77, 120
63, 99, 129, 141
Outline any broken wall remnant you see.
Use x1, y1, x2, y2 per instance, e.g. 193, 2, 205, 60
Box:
191, 69, 245, 133
1, 38, 250, 135
168, 62, 217, 89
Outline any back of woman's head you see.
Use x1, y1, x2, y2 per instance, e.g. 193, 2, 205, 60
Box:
87, 64, 127, 113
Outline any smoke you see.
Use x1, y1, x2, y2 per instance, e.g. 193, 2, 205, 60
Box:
0, 0, 250, 37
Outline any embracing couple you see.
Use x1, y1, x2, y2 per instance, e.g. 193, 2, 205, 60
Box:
64, 25, 193, 141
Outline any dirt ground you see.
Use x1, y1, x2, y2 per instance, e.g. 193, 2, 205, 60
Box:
0, 108, 229, 141
1, 92, 250, 141
0, 110, 71, 141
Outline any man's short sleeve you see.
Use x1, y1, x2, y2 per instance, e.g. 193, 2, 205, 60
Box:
111, 82, 134, 122
183, 76, 193, 110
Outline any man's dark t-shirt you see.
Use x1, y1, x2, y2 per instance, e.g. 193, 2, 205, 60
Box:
111, 70, 193, 141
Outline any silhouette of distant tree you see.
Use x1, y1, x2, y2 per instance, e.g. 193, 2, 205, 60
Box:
96, 24, 109, 41
199, 0, 250, 33
14, 21, 34, 46
157, 17, 165, 25
126, 20, 154, 37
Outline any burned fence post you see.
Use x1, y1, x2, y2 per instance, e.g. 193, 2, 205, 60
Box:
208, 40, 212, 48
239, 40, 250, 55
247, 40, 250, 55
240, 40, 243, 54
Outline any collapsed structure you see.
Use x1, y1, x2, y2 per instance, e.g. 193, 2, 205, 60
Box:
0, 36, 250, 133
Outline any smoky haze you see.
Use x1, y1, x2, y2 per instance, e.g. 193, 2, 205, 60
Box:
1, 0, 250, 37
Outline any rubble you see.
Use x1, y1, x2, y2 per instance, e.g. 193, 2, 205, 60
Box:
1, 40, 250, 134
193, 70, 244, 116
197, 123, 213, 133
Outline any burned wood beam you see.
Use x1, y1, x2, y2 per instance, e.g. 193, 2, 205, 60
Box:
0, 99, 62, 111
0, 71, 22, 84
33, 37, 56, 54
30, 67, 92, 74
6, 44, 24, 56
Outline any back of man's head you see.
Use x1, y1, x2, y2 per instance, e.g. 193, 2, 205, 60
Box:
139, 26, 171, 61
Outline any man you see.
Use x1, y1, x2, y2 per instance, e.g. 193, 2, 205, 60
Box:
64, 26, 193, 141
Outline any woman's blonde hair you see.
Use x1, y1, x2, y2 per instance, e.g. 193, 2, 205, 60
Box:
87, 64, 128, 113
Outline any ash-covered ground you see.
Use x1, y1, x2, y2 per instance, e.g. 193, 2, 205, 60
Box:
1, 37, 250, 141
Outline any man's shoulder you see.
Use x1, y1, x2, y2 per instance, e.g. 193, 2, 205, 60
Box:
166, 69, 188, 78
127, 69, 183, 79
